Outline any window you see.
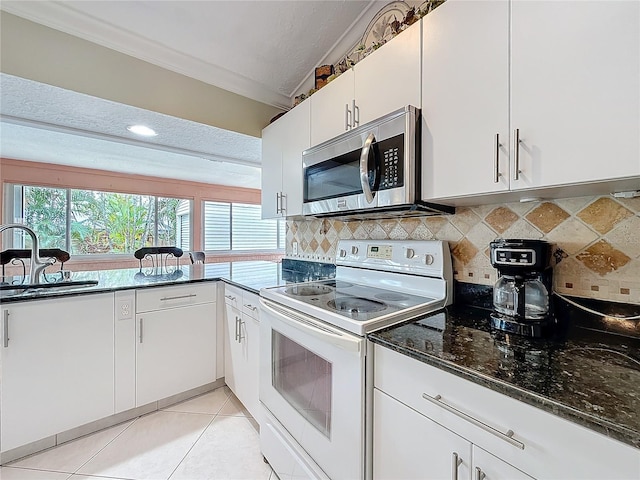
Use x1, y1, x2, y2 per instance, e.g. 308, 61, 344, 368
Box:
203, 201, 285, 251
9, 185, 191, 255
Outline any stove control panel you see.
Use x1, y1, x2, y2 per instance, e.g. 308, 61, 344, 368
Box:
336, 240, 452, 280
367, 244, 393, 260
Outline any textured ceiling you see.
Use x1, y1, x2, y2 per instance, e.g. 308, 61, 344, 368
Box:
1, 74, 262, 187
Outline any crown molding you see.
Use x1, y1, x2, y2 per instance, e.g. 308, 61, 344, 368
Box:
1, 2, 292, 109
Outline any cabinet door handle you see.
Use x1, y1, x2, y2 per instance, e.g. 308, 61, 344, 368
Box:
237, 319, 245, 342
139, 318, 144, 343
280, 192, 286, 214
244, 304, 258, 311
494, 133, 502, 183
234, 316, 240, 342
352, 99, 359, 127
452, 452, 463, 480
225, 294, 236, 301
475, 467, 486, 480
276, 192, 281, 214
160, 294, 196, 301
3, 310, 9, 348
422, 393, 525, 450
513, 128, 521, 181
345, 103, 352, 130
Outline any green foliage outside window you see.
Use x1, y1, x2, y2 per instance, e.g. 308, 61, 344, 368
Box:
17, 186, 184, 255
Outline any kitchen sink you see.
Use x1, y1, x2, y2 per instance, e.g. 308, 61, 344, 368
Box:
0, 280, 99, 297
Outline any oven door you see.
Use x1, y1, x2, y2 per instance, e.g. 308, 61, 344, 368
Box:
259, 298, 365, 480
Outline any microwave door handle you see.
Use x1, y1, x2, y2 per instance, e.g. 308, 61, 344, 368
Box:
360, 132, 376, 204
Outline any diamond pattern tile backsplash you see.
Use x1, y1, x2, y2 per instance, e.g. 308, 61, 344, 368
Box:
285, 195, 640, 304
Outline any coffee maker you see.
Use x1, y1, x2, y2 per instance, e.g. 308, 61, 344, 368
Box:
489, 239, 554, 337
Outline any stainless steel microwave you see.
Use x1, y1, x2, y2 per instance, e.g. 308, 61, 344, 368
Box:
302, 106, 454, 218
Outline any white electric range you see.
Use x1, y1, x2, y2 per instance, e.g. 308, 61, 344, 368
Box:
259, 239, 453, 480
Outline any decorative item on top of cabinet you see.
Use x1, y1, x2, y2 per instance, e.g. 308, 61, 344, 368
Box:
261, 100, 310, 219
421, 0, 639, 203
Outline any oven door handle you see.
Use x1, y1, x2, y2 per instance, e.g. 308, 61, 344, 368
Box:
260, 298, 363, 356
359, 132, 377, 204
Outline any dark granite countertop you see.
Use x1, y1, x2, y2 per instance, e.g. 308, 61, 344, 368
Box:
0, 258, 336, 303
369, 304, 640, 450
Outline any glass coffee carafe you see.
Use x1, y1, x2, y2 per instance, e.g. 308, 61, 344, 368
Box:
493, 275, 549, 320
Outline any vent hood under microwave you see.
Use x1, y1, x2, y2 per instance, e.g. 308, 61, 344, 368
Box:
301, 106, 454, 219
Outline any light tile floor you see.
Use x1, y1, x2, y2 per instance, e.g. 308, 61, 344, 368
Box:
1, 386, 275, 480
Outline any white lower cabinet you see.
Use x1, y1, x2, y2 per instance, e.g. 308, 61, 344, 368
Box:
135, 284, 217, 406
373, 345, 640, 480
224, 284, 260, 419
1, 294, 115, 453
374, 389, 533, 480
374, 388, 472, 479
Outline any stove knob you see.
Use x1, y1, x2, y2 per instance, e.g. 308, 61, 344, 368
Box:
339, 249, 347, 258
406, 248, 416, 259
425, 254, 435, 265
351, 246, 359, 255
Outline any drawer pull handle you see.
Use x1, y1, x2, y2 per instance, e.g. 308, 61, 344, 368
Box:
225, 295, 236, 301
452, 452, 463, 480
422, 393, 525, 450
244, 304, 258, 311
161, 294, 197, 301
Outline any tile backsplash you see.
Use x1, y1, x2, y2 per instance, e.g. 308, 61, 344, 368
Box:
286, 195, 640, 304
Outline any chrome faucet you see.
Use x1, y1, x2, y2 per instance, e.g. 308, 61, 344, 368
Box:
0, 224, 55, 284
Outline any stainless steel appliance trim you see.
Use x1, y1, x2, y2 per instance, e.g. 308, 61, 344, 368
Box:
260, 298, 362, 355
360, 132, 376, 204
3, 310, 9, 348
302, 106, 416, 216
421, 393, 525, 450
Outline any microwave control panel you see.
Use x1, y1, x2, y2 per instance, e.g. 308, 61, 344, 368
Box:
378, 134, 404, 190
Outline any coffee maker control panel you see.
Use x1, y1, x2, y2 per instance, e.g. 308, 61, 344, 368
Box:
493, 248, 536, 266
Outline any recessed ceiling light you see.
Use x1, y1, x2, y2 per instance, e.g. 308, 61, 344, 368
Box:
127, 125, 158, 137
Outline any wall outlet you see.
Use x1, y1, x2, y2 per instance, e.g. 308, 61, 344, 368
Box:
118, 299, 133, 320
292, 241, 298, 255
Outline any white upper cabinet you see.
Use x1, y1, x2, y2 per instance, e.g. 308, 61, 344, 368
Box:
353, 18, 422, 127
510, 0, 640, 190
309, 68, 355, 147
422, 0, 640, 201
261, 100, 310, 219
422, 0, 510, 199
310, 19, 422, 147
